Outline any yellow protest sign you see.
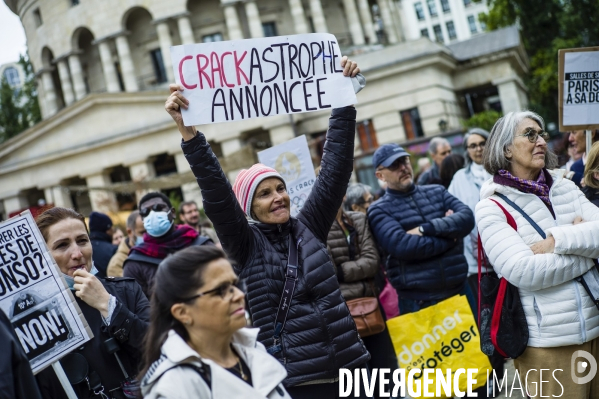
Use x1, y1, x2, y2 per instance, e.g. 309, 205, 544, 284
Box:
386, 294, 491, 398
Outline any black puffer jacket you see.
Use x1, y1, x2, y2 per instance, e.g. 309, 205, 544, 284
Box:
182, 107, 369, 387
90, 231, 117, 278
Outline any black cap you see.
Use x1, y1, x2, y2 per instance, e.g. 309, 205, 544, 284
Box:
89, 212, 113, 232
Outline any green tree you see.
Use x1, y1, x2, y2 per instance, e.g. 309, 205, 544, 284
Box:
0, 53, 41, 143
463, 110, 502, 132
480, 0, 599, 125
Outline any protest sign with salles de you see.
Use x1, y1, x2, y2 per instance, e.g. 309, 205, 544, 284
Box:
171, 33, 357, 126
0, 211, 93, 374
258, 135, 316, 217
558, 46, 599, 131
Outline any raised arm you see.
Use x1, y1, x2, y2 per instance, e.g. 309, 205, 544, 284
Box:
297, 58, 360, 243
166, 85, 253, 267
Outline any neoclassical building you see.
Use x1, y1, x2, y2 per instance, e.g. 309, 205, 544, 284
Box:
0, 0, 528, 219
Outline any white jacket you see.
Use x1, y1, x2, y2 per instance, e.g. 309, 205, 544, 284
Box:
475, 169, 599, 348
141, 328, 292, 399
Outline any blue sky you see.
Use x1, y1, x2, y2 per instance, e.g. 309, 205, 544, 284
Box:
0, 1, 27, 65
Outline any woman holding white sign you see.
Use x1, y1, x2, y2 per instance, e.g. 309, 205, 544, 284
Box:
165, 57, 373, 398
34, 207, 150, 399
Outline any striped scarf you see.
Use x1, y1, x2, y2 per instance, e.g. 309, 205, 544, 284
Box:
497, 169, 551, 207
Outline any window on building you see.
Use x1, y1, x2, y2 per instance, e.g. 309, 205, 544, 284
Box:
433, 24, 443, 43
3, 67, 20, 87
427, 0, 438, 16
71, 0, 80, 5
446, 21, 457, 40
262, 22, 278, 37
357, 120, 378, 152
33, 8, 42, 27
400, 108, 424, 140
202, 32, 223, 43
440, 0, 450, 12
414, 2, 425, 20
420, 28, 430, 38
150, 49, 167, 84
478, 13, 487, 31
463, 0, 471, 6
468, 15, 477, 33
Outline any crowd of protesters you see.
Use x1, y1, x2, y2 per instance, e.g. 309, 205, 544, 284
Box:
3, 54, 599, 399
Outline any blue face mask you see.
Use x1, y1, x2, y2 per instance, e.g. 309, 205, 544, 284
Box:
135, 235, 144, 245
63, 263, 99, 291
143, 211, 173, 238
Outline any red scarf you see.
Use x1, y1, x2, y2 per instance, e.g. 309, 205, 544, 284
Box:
130, 224, 199, 260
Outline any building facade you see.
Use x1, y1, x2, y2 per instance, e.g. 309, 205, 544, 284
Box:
0, 0, 528, 220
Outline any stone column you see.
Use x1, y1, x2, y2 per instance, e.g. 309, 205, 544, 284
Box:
68, 53, 87, 101
177, 15, 195, 45
269, 124, 295, 145
309, 0, 328, 33
223, 3, 244, 40
289, 0, 309, 34
357, 0, 377, 43
115, 34, 139, 92
174, 152, 203, 203
342, 0, 365, 45
156, 21, 175, 82
57, 59, 75, 106
85, 173, 118, 213
378, 0, 398, 44
128, 160, 157, 202
244, 1, 264, 38
44, 186, 73, 208
495, 77, 527, 114
3, 195, 28, 216
221, 138, 244, 182
40, 70, 58, 116
97, 40, 120, 93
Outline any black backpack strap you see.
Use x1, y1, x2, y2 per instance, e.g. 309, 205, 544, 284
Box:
192, 235, 213, 246
177, 363, 211, 389
267, 233, 301, 355
124, 252, 163, 266
495, 193, 546, 239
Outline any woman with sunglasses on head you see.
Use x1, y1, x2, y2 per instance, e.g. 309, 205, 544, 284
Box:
164, 57, 371, 398
476, 112, 599, 397
140, 246, 291, 398
33, 207, 149, 399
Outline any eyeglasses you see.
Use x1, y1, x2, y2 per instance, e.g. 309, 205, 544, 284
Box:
517, 129, 550, 143
380, 157, 410, 172
467, 141, 486, 150
181, 279, 246, 302
139, 203, 170, 218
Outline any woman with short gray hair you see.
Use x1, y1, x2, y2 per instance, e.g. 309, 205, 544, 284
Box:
476, 110, 599, 397
344, 183, 374, 213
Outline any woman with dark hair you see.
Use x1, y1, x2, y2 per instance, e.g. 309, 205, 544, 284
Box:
140, 246, 290, 398
439, 153, 465, 188
34, 207, 150, 399
164, 57, 371, 398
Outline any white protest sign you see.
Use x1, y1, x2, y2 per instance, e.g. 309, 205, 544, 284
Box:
0, 211, 93, 374
258, 135, 316, 217
171, 33, 357, 126
559, 47, 599, 131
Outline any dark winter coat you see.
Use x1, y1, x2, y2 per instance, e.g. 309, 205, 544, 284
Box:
583, 185, 599, 208
367, 184, 474, 301
182, 107, 369, 387
90, 231, 117, 278
0, 310, 42, 399
35, 277, 150, 399
326, 211, 380, 300
417, 162, 441, 185
122, 235, 211, 298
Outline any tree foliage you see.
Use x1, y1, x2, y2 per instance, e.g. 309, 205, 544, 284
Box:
463, 110, 502, 132
480, 0, 599, 125
0, 54, 41, 143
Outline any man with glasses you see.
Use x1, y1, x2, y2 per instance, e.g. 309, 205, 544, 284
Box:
367, 143, 475, 315
123, 192, 213, 298
417, 137, 452, 185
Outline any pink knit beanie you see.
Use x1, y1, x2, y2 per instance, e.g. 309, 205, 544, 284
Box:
232, 163, 285, 219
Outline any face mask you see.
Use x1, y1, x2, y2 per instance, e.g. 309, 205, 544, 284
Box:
135, 235, 144, 245
63, 262, 99, 291
143, 211, 173, 237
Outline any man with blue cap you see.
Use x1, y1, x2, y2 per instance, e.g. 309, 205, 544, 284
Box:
367, 143, 475, 315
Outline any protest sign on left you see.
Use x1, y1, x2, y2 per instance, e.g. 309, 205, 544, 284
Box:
0, 211, 93, 374
171, 33, 357, 126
